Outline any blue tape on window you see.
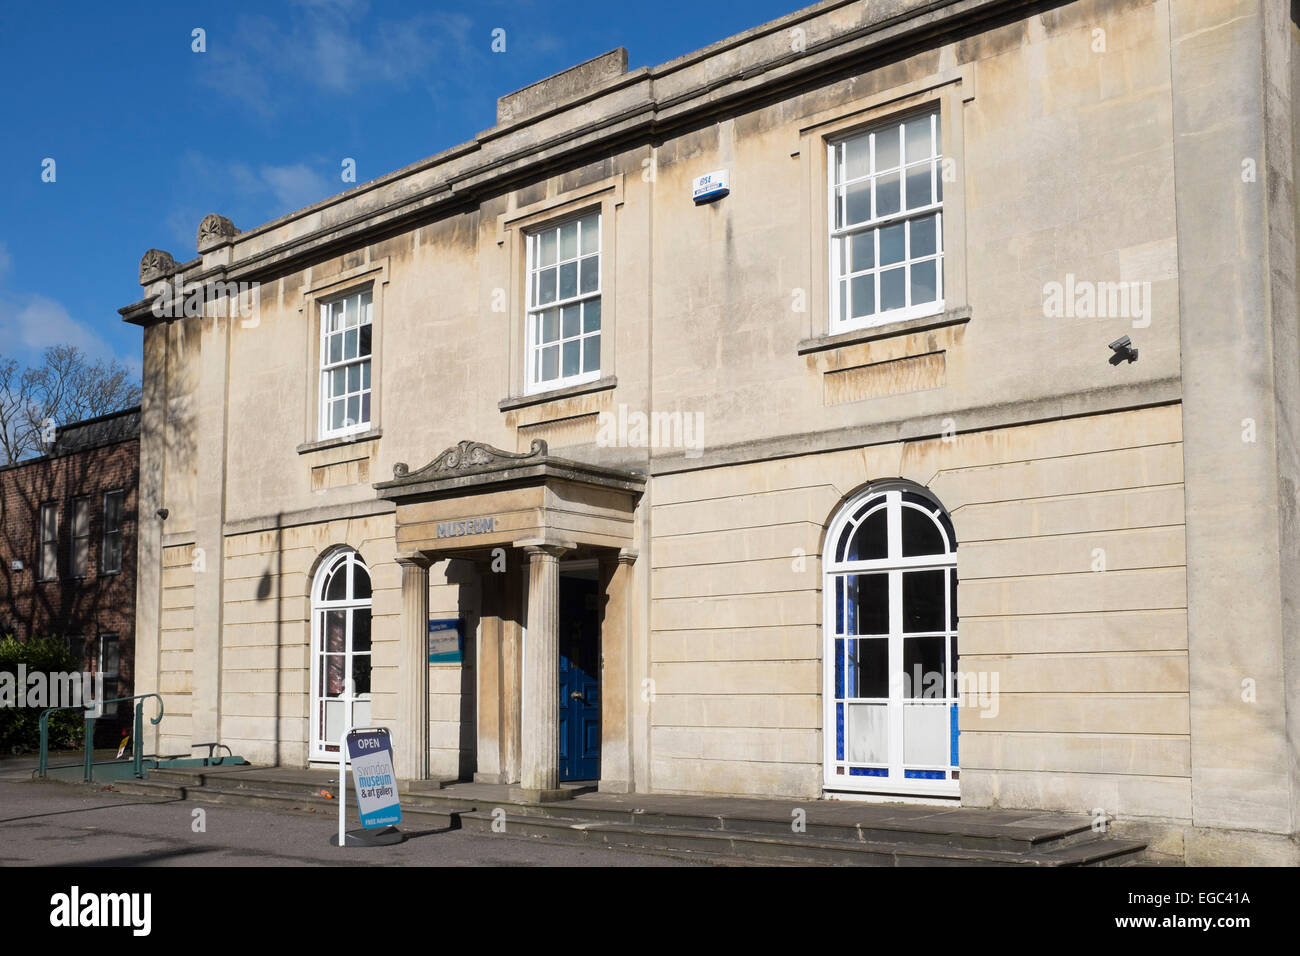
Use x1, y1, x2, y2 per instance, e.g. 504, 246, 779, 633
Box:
835, 576, 844, 632
836, 702, 844, 761
950, 703, 959, 767
904, 770, 945, 779
849, 767, 888, 776
846, 578, 857, 634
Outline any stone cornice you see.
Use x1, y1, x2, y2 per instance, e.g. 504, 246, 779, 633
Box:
120, 0, 1033, 324
646, 377, 1185, 475
375, 438, 646, 501
390, 439, 551, 483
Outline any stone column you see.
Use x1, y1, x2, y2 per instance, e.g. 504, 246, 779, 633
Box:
395, 553, 430, 781
598, 550, 637, 793
474, 564, 503, 783
500, 563, 524, 784
520, 543, 567, 794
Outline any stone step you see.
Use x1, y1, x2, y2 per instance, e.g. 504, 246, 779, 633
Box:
144, 769, 484, 816
114, 770, 1148, 866
147, 768, 343, 796
114, 777, 458, 829
464, 801, 1099, 852
1036, 839, 1155, 867
457, 811, 1147, 867
343, 786, 1106, 854
113, 778, 186, 800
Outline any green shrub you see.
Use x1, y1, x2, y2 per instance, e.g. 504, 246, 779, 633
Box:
0, 635, 88, 754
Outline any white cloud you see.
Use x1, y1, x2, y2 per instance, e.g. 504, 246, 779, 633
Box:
200, 4, 475, 114
0, 242, 137, 372
0, 294, 117, 363
260, 163, 333, 211
166, 206, 202, 252
167, 152, 336, 251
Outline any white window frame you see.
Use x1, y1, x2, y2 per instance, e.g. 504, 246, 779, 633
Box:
39, 502, 58, 581
101, 489, 124, 575
97, 633, 121, 716
524, 212, 603, 395
71, 496, 90, 578
318, 289, 374, 440
822, 484, 959, 799
309, 549, 373, 762
828, 108, 945, 334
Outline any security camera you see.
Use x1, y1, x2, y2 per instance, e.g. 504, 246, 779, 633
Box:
156, 508, 169, 520
1108, 336, 1138, 365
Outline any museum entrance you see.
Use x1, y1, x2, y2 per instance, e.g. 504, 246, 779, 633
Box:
558, 564, 601, 782
376, 438, 642, 791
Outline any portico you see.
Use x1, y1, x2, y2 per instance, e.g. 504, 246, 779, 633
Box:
374, 440, 643, 798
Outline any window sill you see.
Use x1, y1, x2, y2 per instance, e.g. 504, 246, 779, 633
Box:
498, 376, 617, 412
297, 428, 383, 456
798, 306, 971, 355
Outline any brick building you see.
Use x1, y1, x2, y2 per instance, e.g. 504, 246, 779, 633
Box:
0, 406, 140, 732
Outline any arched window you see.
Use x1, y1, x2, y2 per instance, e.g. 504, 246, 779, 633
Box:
309, 549, 372, 758
823, 483, 959, 796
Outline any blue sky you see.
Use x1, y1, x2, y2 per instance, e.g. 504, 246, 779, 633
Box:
0, 0, 802, 375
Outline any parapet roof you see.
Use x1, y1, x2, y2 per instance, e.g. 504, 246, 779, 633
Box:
120, 0, 1026, 323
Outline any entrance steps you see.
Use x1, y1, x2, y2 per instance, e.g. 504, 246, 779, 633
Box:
110, 766, 1148, 866
113, 767, 463, 831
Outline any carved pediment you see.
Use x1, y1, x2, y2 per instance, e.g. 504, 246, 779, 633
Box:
139, 249, 179, 285
392, 439, 549, 482
197, 213, 240, 252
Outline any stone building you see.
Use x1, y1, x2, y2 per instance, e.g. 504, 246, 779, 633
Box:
1, 406, 140, 735
120, 0, 1298, 864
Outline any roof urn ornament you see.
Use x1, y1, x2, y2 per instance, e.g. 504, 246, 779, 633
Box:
196, 214, 240, 252
138, 249, 179, 286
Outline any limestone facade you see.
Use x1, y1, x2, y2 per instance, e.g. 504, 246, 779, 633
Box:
120, 0, 1300, 863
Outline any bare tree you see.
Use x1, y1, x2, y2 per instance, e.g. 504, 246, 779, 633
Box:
0, 357, 37, 466
0, 346, 141, 465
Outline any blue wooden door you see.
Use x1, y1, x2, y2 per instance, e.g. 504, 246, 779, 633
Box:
558, 576, 601, 781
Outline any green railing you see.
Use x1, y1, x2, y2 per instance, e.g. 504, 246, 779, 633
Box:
38, 693, 164, 782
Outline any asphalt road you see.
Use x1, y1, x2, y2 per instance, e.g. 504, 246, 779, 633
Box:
0, 778, 702, 867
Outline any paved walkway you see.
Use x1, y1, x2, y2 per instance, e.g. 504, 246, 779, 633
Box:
0, 752, 108, 782
0, 779, 698, 867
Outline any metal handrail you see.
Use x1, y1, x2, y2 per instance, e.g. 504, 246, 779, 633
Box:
38, 693, 164, 782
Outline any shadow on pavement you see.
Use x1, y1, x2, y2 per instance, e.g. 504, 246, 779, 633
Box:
48, 846, 215, 867
0, 798, 185, 825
